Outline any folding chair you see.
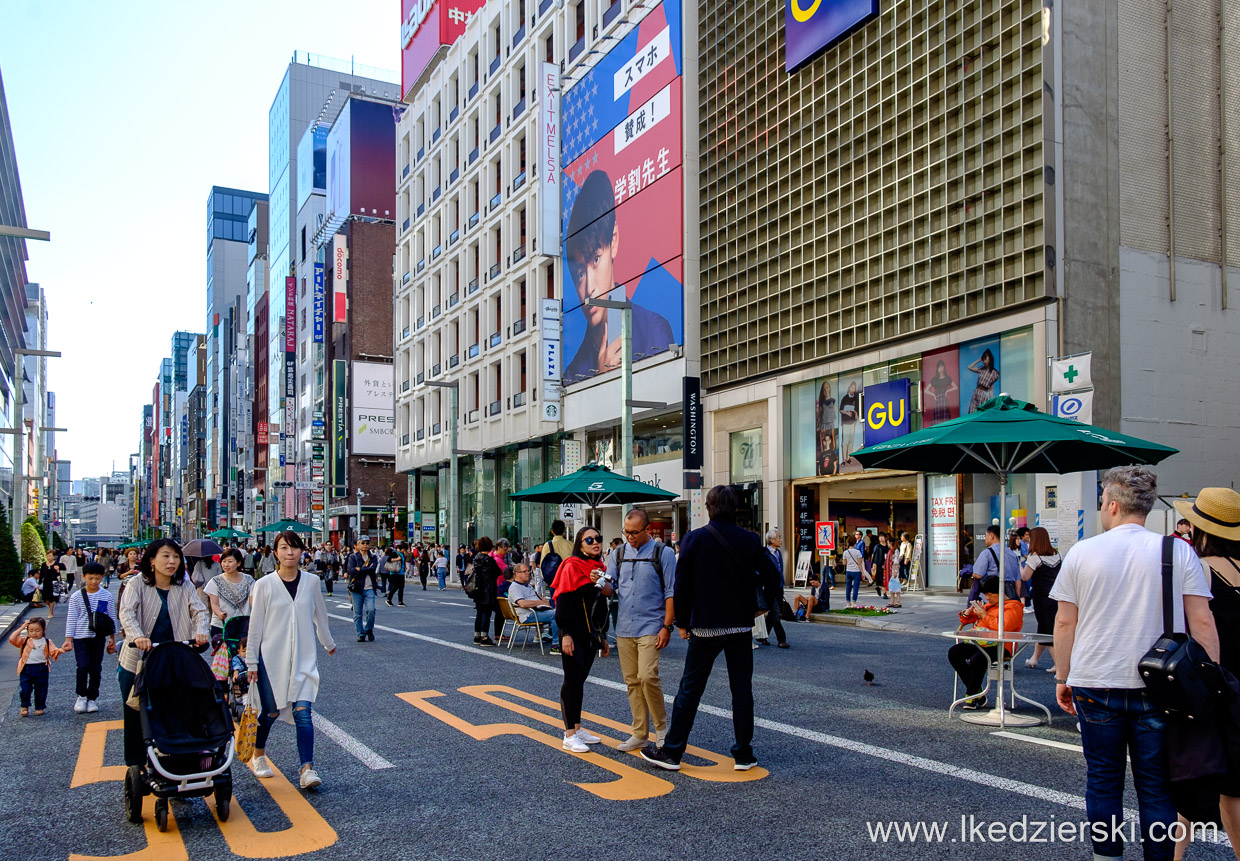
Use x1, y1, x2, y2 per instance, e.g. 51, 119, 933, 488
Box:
497, 596, 549, 654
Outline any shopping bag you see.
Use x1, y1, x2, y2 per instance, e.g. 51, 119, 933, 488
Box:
210, 643, 230, 681
235, 687, 258, 763
752, 614, 768, 642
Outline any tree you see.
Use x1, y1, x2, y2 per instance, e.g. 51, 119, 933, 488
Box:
23, 515, 48, 550
0, 507, 25, 602
51, 531, 67, 552
20, 520, 46, 568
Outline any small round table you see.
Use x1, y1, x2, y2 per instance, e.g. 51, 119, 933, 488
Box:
940, 630, 1055, 727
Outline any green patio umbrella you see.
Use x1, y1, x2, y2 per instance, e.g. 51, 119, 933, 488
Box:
510, 462, 677, 525
256, 519, 316, 534
853, 394, 1178, 728
207, 527, 253, 540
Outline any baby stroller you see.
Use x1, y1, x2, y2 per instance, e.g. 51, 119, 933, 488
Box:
221, 615, 250, 719
124, 642, 235, 831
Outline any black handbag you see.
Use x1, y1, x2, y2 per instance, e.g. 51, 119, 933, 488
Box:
1137, 536, 1223, 719
82, 588, 116, 637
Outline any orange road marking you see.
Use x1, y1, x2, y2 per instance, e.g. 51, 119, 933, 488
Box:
69, 795, 188, 861
397, 690, 674, 800
460, 685, 770, 783
205, 752, 338, 858
70, 720, 127, 787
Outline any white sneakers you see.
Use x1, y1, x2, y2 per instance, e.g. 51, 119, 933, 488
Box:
86, 700, 99, 713
574, 728, 601, 744
74, 696, 88, 714
562, 734, 590, 753
249, 755, 274, 779
299, 768, 322, 790
617, 734, 646, 752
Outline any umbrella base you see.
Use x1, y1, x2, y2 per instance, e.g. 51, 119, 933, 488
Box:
958, 710, 1043, 727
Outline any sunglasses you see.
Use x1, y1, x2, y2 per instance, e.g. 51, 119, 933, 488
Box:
582, 536, 602, 546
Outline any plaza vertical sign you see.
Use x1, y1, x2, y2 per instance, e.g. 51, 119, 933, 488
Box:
284, 276, 296, 400
538, 62, 560, 258
540, 298, 562, 422
312, 262, 324, 343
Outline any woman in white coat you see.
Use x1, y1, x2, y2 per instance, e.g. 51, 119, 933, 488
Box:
245, 530, 336, 790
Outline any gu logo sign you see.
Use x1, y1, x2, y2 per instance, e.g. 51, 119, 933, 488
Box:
785, 0, 879, 72
862, 379, 911, 445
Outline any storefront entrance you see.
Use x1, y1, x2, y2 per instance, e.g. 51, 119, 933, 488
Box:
788, 472, 919, 578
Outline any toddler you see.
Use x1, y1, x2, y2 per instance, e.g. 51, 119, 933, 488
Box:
9, 617, 61, 716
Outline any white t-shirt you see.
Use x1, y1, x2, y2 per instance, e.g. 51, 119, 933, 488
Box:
1050, 523, 1211, 689
26, 636, 48, 663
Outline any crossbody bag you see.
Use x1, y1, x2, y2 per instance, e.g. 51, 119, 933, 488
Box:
81, 589, 115, 637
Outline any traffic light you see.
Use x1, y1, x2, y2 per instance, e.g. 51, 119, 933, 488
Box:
389, 495, 398, 519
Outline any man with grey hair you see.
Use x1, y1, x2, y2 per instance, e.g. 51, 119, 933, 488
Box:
608, 508, 677, 752
1050, 465, 1219, 861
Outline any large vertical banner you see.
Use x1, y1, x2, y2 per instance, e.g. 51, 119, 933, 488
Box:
350, 361, 395, 456
921, 347, 960, 428
284, 276, 296, 400
538, 63, 561, 258
331, 360, 347, 494
312, 263, 325, 343
560, 0, 685, 385
539, 298, 562, 422
332, 235, 348, 323
681, 376, 702, 470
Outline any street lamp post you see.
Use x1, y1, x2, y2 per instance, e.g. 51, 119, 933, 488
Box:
355, 488, 365, 544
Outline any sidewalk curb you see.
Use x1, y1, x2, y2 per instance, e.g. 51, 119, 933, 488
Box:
802, 611, 948, 637
0, 602, 33, 645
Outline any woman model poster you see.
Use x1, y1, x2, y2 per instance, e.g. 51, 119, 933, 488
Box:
925, 360, 959, 425
838, 380, 862, 471
966, 349, 999, 412
814, 379, 839, 476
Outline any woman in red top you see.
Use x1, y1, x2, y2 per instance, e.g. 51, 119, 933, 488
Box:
552, 526, 613, 752
947, 575, 1023, 710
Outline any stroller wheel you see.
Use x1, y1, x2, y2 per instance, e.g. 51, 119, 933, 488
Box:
154, 798, 169, 832
124, 766, 144, 824
214, 784, 232, 822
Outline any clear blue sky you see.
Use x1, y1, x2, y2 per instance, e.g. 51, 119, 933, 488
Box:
3, 0, 397, 479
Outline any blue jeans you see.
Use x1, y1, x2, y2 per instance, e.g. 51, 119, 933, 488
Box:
436, 567, 447, 589
350, 588, 375, 636
845, 571, 861, 603
527, 608, 558, 640
1074, 687, 1176, 860
254, 660, 315, 767
662, 632, 753, 763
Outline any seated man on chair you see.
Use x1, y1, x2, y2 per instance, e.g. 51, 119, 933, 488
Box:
947, 575, 1023, 710
507, 563, 560, 655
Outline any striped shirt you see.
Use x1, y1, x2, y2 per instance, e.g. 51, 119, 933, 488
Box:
63, 587, 119, 640
117, 577, 210, 673
690, 627, 751, 637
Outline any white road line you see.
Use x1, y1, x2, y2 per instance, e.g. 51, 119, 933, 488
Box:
311, 712, 395, 770
325, 613, 1112, 813
435, 601, 471, 607
992, 731, 1084, 754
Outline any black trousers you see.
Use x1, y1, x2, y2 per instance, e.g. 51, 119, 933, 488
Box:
947, 642, 1000, 695
764, 608, 787, 644
474, 604, 492, 636
559, 640, 597, 730
387, 575, 405, 603
493, 602, 504, 638
418, 570, 429, 590
74, 636, 106, 699
663, 632, 754, 761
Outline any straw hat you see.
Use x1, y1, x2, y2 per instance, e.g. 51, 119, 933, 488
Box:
1174, 488, 1240, 541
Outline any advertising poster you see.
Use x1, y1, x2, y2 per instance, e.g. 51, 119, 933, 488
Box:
927, 474, 959, 587
312, 262, 325, 343
560, 0, 685, 385
350, 361, 395, 456
327, 98, 396, 221
921, 347, 960, 428
959, 335, 1001, 413
837, 374, 865, 473
812, 375, 840, 476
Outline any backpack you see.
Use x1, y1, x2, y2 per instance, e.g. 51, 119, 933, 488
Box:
780, 597, 796, 622
613, 540, 668, 591
462, 562, 479, 598
540, 543, 563, 587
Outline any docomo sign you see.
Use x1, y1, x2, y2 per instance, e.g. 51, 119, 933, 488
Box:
332, 235, 348, 324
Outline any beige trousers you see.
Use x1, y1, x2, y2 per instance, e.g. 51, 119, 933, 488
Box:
617, 635, 667, 738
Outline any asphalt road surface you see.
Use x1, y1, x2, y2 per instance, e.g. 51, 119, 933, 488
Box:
0, 580, 1230, 860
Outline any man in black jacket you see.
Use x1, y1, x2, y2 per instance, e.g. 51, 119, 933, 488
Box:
640, 485, 780, 773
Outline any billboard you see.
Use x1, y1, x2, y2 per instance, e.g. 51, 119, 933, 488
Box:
332, 235, 348, 323
560, 0, 685, 386
284, 276, 296, 400
351, 361, 395, 456
785, 0, 880, 72
401, 0, 486, 100
296, 123, 328, 212
312, 262, 325, 343
327, 98, 396, 222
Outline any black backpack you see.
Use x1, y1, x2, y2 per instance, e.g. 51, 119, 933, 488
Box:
613, 540, 668, 591
540, 543, 563, 587
462, 561, 479, 598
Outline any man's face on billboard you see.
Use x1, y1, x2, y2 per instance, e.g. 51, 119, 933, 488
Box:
570, 225, 620, 329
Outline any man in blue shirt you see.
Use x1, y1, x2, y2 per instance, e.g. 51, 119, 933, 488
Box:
973, 524, 1021, 600
607, 509, 677, 753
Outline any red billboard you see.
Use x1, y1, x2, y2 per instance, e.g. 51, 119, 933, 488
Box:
401, 0, 487, 100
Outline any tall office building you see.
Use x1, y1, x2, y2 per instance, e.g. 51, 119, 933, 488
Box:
264, 53, 399, 525
205, 186, 266, 529
695, 0, 1239, 587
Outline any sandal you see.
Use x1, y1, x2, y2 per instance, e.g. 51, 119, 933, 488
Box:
33, 709, 44, 716
20, 708, 28, 717
1025, 658, 1038, 669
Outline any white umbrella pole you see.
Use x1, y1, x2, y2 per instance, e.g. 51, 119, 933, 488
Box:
995, 471, 1008, 726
